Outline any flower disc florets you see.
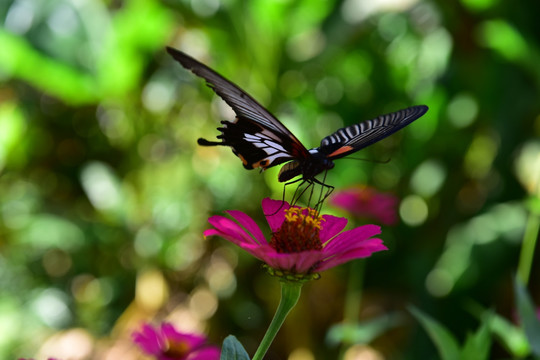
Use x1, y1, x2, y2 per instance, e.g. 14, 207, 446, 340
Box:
270, 207, 324, 253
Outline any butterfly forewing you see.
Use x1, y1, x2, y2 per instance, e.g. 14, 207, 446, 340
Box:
318, 105, 428, 159
166, 47, 311, 170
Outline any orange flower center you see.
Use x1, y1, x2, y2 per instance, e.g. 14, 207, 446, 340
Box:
270, 207, 324, 253
163, 339, 190, 358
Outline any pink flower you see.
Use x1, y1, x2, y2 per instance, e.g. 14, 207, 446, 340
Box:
132, 323, 220, 360
329, 186, 399, 225
204, 198, 387, 279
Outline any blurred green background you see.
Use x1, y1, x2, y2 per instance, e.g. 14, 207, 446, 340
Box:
1, 0, 539, 359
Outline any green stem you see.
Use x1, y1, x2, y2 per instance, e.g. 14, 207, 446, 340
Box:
517, 202, 540, 285
252, 281, 303, 360
338, 260, 365, 359
343, 260, 365, 324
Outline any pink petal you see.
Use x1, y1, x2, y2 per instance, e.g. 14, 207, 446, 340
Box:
290, 250, 326, 273
132, 324, 163, 354
160, 323, 180, 338
319, 215, 348, 241
161, 323, 206, 348
330, 187, 399, 225
225, 210, 266, 245
323, 224, 381, 253
232, 241, 275, 262
248, 245, 281, 264
205, 215, 260, 247
263, 254, 290, 270
204, 228, 254, 250
262, 250, 323, 273
188, 346, 221, 360
317, 238, 387, 271
262, 198, 290, 232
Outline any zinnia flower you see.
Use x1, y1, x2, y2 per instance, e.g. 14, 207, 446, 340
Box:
132, 323, 220, 360
329, 186, 399, 225
204, 198, 387, 279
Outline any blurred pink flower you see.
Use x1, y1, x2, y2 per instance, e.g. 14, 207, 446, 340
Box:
132, 323, 220, 360
330, 186, 399, 225
204, 198, 386, 279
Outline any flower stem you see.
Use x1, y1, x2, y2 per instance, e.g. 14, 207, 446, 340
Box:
337, 260, 365, 359
343, 259, 365, 323
517, 198, 540, 285
252, 281, 303, 360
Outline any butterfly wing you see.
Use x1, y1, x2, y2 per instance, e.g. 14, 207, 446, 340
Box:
318, 105, 428, 159
166, 47, 311, 170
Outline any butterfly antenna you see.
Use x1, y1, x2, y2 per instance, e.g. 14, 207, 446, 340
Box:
343, 156, 392, 164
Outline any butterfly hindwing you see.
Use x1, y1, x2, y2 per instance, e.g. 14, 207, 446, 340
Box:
318, 105, 428, 159
213, 116, 297, 170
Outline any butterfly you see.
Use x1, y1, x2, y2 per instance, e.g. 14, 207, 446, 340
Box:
167, 47, 428, 189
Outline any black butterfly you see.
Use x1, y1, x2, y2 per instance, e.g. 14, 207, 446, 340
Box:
167, 47, 428, 188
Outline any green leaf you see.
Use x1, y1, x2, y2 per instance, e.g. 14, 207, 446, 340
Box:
484, 311, 530, 357
221, 335, 251, 360
514, 277, 540, 356
460, 319, 491, 360
409, 306, 460, 360
326, 313, 405, 346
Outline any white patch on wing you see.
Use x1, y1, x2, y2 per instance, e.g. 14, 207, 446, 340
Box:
261, 153, 287, 165
244, 133, 261, 141
264, 147, 279, 155
243, 132, 288, 155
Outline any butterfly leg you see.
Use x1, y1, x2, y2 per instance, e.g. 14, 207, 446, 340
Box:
265, 178, 305, 216
277, 175, 333, 212
312, 185, 334, 213
305, 180, 318, 209
290, 179, 310, 207
311, 173, 334, 212
272, 179, 300, 215
264, 196, 287, 216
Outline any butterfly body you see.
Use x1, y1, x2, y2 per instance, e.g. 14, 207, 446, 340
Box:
277, 150, 335, 182
167, 47, 428, 185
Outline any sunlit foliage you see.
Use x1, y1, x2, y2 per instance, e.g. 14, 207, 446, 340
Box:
0, 0, 539, 358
